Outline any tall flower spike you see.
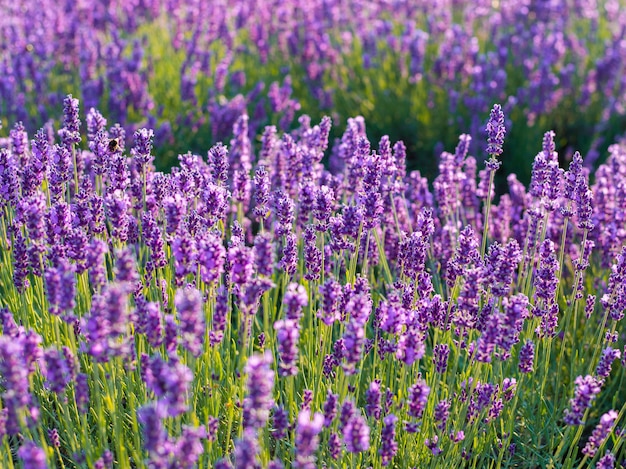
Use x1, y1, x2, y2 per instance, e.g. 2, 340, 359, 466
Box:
486, 103, 506, 162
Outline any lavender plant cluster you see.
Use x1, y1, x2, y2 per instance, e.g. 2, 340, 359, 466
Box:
0, 97, 625, 469
2, 0, 626, 171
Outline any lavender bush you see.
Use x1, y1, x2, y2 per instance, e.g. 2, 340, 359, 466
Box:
0, 96, 624, 468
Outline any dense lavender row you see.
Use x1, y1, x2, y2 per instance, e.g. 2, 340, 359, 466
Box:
0, 97, 624, 468
2, 0, 626, 173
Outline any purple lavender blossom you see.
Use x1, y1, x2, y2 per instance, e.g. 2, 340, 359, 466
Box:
434, 399, 451, 431
518, 340, 535, 373
323, 390, 338, 427
303, 225, 321, 281
283, 282, 308, 321
142, 211, 168, 268
563, 375, 602, 425
365, 379, 382, 420
274, 319, 299, 377
243, 352, 274, 430
197, 231, 226, 284
596, 347, 621, 379
142, 353, 193, 417
294, 410, 324, 469
18, 441, 48, 469
208, 143, 229, 185
138, 403, 170, 465
44, 258, 76, 319
228, 243, 254, 287
41, 347, 74, 394
253, 232, 274, 277
171, 425, 206, 469
408, 379, 430, 419
272, 406, 289, 440
425, 434, 442, 456
596, 452, 616, 469
82, 283, 131, 361
328, 432, 341, 460
59, 94, 81, 148
253, 165, 270, 221
0, 334, 39, 434
485, 104, 506, 159
343, 411, 370, 453
433, 344, 450, 373
380, 414, 398, 466
210, 287, 229, 346
318, 277, 342, 325
582, 410, 618, 457
175, 287, 205, 357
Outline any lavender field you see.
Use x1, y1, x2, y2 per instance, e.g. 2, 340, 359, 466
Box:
1, 1, 625, 468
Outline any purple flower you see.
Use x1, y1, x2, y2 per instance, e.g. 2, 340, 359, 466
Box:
131, 128, 154, 167
253, 232, 274, 277
87, 239, 108, 291
274, 191, 295, 238
142, 353, 193, 417
294, 410, 324, 469
303, 225, 322, 281
142, 211, 167, 268
253, 166, 270, 221
518, 340, 535, 373
115, 247, 139, 285
433, 344, 450, 373
434, 399, 451, 431
197, 231, 226, 284
48, 428, 60, 448
342, 319, 366, 374
601, 246, 626, 321
396, 325, 425, 366
234, 429, 261, 469
328, 432, 341, 460
322, 390, 338, 427
164, 193, 186, 235
18, 441, 48, 469
243, 352, 274, 430
272, 406, 289, 440
314, 185, 335, 231
208, 143, 229, 185
228, 244, 254, 287
564, 375, 602, 425
210, 287, 229, 346
596, 451, 616, 469
379, 414, 398, 466
343, 411, 370, 454
363, 379, 382, 421
44, 258, 76, 319
82, 283, 131, 361
75, 373, 90, 413
171, 425, 206, 469
41, 347, 74, 394
485, 103, 506, 159
425, 434, 442, 456
284, 282, 308, 321
0, 334, 40, 434
274, 319, 299, 377
582, 410, 618, 457
59, 94, 81, 148
175, 287, 205, 357
408, 379, 430, 419
138, 403, 170, 464
596, 347, 621, 379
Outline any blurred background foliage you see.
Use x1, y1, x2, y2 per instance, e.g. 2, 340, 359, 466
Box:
2, 0, 626, 192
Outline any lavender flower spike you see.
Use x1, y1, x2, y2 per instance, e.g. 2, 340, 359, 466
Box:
486, 103, 506, 160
